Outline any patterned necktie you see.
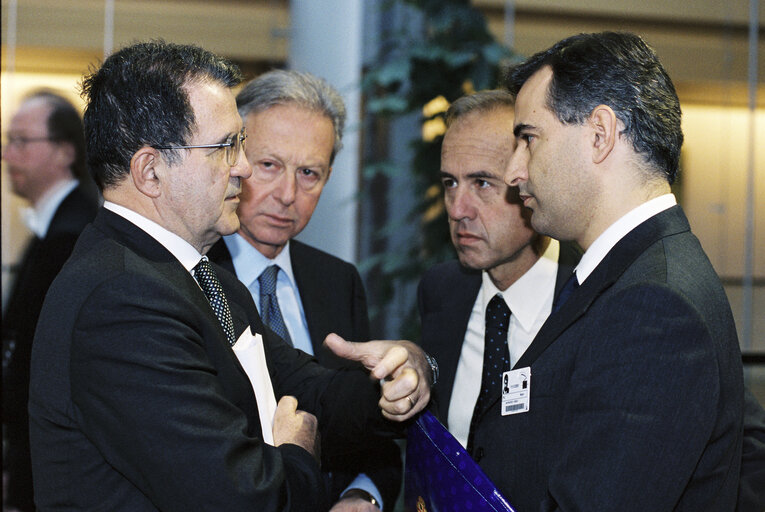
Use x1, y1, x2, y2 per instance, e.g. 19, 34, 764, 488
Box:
552, 272, 579, 313
467, 293, 511, 455
258, 265, 292, 345
194, 258, 236, 346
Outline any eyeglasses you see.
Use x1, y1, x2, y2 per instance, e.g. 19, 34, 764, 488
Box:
3, 135, 56, 149
153, 128, 246, 167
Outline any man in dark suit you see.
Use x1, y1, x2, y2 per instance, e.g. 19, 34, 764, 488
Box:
2, 91, 98, 512
418, 90, 581, 450
208, 70, 400, 511
28, 41, 432, 512
420, 90, 765, 511
486, 31, 743, 510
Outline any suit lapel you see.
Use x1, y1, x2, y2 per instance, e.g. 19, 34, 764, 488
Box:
96, 208, 265, 436
206, 238, 236, 275
470, 242, 584, 419
97, 210, 256, 372
289, 241, 329, 347
513, 206, 690, 370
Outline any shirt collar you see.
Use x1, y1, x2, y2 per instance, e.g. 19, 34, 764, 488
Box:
576, 194, 676, 284
223, 234, 297, 288
103, 201, 202, 272
20, 178, 78, 237
480, 238, 560, 332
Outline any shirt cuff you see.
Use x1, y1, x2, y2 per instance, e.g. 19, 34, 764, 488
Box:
341, 473, 383, 510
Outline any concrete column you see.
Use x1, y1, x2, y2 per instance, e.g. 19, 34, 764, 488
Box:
289, 0, 363, 264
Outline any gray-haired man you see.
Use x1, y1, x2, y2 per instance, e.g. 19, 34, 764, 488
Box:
208, 70, 401, 511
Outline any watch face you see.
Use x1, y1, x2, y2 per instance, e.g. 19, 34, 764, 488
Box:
425, 353, 439, 385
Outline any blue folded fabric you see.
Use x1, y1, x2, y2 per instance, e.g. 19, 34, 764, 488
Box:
405, 411, 516, 512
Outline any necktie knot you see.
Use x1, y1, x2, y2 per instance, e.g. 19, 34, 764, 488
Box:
194, 258, 236, 346
486, 293, 511, 330
552, 271, 579, 313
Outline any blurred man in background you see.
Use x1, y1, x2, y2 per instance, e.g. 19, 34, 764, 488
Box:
2, 90, 98, 512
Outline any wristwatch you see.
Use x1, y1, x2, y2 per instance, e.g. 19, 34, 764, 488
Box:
424, 352, 439, 386
340, 488, 379, 508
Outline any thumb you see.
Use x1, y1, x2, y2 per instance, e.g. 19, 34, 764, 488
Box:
324, 333, 365, 361
324, 333, 382, 371
275, 395, 298, 417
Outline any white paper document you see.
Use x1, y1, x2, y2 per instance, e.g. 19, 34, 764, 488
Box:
232, 328, 277, 445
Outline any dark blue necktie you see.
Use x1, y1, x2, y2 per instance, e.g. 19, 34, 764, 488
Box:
552, 272, 579, 313
258, 265, 292, 345
194, 258, 236, 346
467, 293, 511, 456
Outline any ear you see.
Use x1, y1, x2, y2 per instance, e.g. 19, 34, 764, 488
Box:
588, 105, 618, 165
55, 142, 76, 170
325, 166, 333, 182
130, 147, 162, 198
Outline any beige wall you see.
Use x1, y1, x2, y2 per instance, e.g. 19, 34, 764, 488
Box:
682, 105, 765, 278
1, 0, 289, 67
2, 0, 763, 287
480, 0, 764, 105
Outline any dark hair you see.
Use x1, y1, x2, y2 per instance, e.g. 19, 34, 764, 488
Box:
81, 40, 243, 190
236, 69, 346, 165
506, 32, 682, 184
23, 90, 88, 182
444, 89, 514, 128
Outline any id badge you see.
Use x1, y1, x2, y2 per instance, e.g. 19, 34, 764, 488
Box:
501, 366, 530, 416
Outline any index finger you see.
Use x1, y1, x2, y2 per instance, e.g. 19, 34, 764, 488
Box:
369, 345, 408, 380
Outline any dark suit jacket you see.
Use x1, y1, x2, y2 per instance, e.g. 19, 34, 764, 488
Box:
417, 241, 580, 423
2, 184, 98, 509
739, 388, 765, 512
3, 184, 98, 422
209, 237, 401, 509
419, 207, 744, 511
29, 208, 394, 512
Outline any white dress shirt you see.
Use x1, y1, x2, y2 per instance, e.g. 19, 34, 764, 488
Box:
448, 239, 560, 448
104, 201, 202, 270
576, 194, 677, 285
